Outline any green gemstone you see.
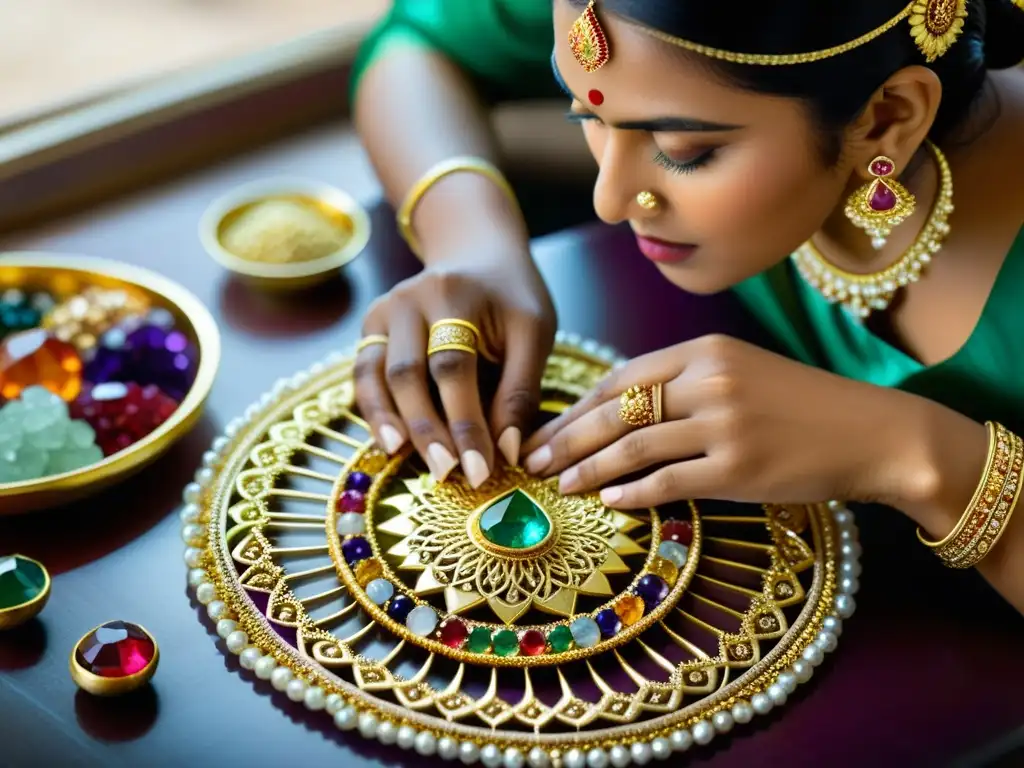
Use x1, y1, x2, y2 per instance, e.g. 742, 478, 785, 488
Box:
466, 627, 493, 654
479, 490, 552, 549
547, 625, 574, 654
492, 629, 520, 657
0, 555, 46, 609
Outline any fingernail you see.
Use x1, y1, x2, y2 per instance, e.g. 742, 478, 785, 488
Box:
427, 443, 458, 482
379, 425, 405, 455
462, 450, 490, 489
559, 467, 579, 494
600, 486, 623, 506
525, 445, 552, 475
497, 427, 521, 467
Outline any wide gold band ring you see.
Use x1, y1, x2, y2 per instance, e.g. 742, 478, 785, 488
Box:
356, 334, 388, 354
428, 319, 481, 357
618, 383, 663, 428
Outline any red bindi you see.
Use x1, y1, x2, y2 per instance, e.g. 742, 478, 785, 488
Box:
588, 89, 604, 106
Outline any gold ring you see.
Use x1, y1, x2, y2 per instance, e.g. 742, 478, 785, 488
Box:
356, 334, 388, 354
428, 319, 481, 357
636, 191, 660, 210
70, 620, 160, 696
0, 554, 51, 630
618, 383, 663, 428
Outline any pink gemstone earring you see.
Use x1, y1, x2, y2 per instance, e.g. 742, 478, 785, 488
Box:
844, 156, 916, 250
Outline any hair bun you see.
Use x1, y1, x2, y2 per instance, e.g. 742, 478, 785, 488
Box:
983, 0, 1024, 69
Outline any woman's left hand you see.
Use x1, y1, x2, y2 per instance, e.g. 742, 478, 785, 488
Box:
522, 334, 934, 509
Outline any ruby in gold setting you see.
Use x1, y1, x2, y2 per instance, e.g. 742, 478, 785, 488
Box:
75, 621, 156, 678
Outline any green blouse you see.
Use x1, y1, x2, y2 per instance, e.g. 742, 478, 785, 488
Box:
352, 0, 1024, 430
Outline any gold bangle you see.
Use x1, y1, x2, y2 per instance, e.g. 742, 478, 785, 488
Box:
396, 156, 519, 259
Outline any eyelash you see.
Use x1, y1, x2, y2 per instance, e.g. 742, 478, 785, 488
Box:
653, 149, 716, 175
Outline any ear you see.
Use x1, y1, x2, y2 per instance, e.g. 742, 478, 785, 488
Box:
844, 66, 943, 179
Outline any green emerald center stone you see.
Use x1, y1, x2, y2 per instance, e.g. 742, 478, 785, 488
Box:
479, 490, 551, 550
0, 556, 46, 609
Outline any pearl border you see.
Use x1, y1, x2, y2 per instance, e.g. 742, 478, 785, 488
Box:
181, 331, 861, 766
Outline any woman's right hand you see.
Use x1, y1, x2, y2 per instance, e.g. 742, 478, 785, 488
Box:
354, 243, 556, 488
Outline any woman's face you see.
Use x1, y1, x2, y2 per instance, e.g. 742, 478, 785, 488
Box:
552, 0, 855, 294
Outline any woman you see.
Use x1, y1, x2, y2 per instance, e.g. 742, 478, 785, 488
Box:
350, 0, 1024, 612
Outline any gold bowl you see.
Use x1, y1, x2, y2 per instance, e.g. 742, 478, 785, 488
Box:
199, 177, 371, 290
0, 253, 221, 515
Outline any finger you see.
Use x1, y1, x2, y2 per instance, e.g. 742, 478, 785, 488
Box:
353, 335, 406, 456
385, 310, 458, 482
489, 316, 552, 467
525, 397, 629, 478
599, 458, 722, 509
558, 419, 705, 495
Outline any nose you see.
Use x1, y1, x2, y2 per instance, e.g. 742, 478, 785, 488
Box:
592, 132, 657, 225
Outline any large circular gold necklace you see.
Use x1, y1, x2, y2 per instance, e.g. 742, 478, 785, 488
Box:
791, 141, 954, 319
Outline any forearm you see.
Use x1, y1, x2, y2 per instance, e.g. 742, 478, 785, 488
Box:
354, 43, 530, 262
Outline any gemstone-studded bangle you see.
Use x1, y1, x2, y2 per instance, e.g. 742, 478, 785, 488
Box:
917, 422, 1023, 569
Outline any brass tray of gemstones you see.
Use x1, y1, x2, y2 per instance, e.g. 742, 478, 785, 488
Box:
182, 335, 859, 765
0, 253, 220, 515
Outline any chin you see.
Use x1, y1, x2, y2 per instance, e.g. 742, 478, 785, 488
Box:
653, 261, 737, 296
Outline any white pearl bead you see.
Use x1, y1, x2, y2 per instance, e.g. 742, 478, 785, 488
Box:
816, 630, 839, 654
732, 700, 754, 724
181, 524, 206, 546
212, 436, 230, 454
225, 418, 244, 437
270, 666, 293, 691
376, 721, 398, 745
415, 731, 438, 756
260, 393, 273, 407
630, 742, 653, 765
670, 729, 693, 752
609, 745, 631, 768
777, 670, 798, 694
180, 504, 201, 524
304, 686, 326, 711
334, 706, 358, 731
692, 720, 715, 746
839, 528, 857, 543
292, 372, 310, 386
207, 600, 228, 621
358, 712, 378, 738
202, 451, 218, 467
504, 748, 525, 768
182, 482, 201, 504
564, 749, 586, 768
792, 659, 814, 683
840, 559, 862, 578
751, 693, 774, 715
802, 644, 825, 666
189, 569, 210, 588
184, 547, 203, 568
326, 693, 344, 715
195, 582, 217, 605
527, 747, 550, 768
822, 616, 843, 637
438, 737, 459, 761
835, 594, 856, 619
586, 747, 609, 768
310, 362, 326, 375
337, 513, 365, 536
832, 508, 853, 526
195, 467, 215, 487
286, 678, 307, 703
712, 710, 735, 733
397, 725, 417, 750
650, 738, 671, 761
840, 541, 862, 559
254, 655, 276, 680
840, 576, 860, 595
226, 631, 248, 654
768, 683, 788, 706
215, 618, 236, 638
459, 741, 480, 764
239, 647, 261, 670
244, 405, 260, 422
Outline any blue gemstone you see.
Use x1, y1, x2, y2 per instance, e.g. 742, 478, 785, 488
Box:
387, 595, 414, 623
569, 616, 601, 648
346, 471, 373, 493
595, 608, 622, 638
342, 536, 371, 565
635, 574, 669, 609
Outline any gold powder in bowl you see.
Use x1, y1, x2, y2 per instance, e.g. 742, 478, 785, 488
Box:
219, 198, 352, 265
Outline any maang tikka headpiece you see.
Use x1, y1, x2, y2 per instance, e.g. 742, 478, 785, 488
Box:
568, 0, 611, 72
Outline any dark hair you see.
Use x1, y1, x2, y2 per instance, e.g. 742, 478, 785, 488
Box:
594, 0, 1024, 162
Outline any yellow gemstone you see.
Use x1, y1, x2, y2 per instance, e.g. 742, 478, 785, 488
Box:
354, 558, 383, 587
614, 595, 645, 626
648, 556, 679, 586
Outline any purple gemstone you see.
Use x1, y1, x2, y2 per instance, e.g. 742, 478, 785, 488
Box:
868, 181, 897, 212
635, 575, 669, 609
387, 595, 414, 622
595, 608, 622, 638
125, 325, 199, 401
346, 471, 372, 493
337, 490, 365, 513
84, 345, 130, 384
342, 536, 371, 565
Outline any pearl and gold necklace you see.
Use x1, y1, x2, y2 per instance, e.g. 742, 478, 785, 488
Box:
791, 141, 954, 319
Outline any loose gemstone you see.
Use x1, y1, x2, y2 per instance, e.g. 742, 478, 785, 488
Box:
570, 616, 601, 648
466, 626, 493, 654
439, 619, 469, 649
387, 595, 415, 623
346, 471, 372, 493
0, 555, 47, 609
0, 329, 83, 402
595, 609, 622, 638
870, 159, 894, 176
354, 558, 383, 587
614, 595, 645, 626
0, 291, 46, 341
547, 625, 574, 653
70, 382, 178, 456
519, 629, 547, 656
648, 556, 680, 586
123, 324, 199, 402
365, 579, 394, 605
493, 629, 520, 657
44, 287, 150, 354
479, 490, 552, 549
341, 536, 371, 565
636, 575, 669, 609
661, 519, 693, 546
406, 605, 439, 637
336, 512, 365, 537
337, 490, 366, 513
658, 541, 689, 569
868, 180, 897, 212
74, 621, 155, 677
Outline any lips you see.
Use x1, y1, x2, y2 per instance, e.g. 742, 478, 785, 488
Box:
634, 235, 698, 264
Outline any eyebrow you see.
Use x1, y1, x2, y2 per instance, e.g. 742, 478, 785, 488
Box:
550, 52, 743, 134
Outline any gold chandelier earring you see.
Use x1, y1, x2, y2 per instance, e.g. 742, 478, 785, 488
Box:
844, 156, 916, 250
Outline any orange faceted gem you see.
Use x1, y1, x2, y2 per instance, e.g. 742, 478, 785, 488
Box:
648, 556, 679, 587
614, 594, 645, 626
0, 329, 83, 402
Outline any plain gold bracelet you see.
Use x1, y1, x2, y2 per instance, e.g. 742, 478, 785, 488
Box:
395, 156, 519, 259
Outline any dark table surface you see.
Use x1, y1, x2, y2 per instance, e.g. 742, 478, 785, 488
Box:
1, 123, 1022, 768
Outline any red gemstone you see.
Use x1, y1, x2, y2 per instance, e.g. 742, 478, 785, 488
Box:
519, 629, 547, 656
75, 621, 155, 677
439, 619, 469, 649
661, 519, 694, 546
337, 490, 366, 513
71, 382, 179, 456
870, 159, 894, 176
868, 181, 897, 212
588, 89, 605, 106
